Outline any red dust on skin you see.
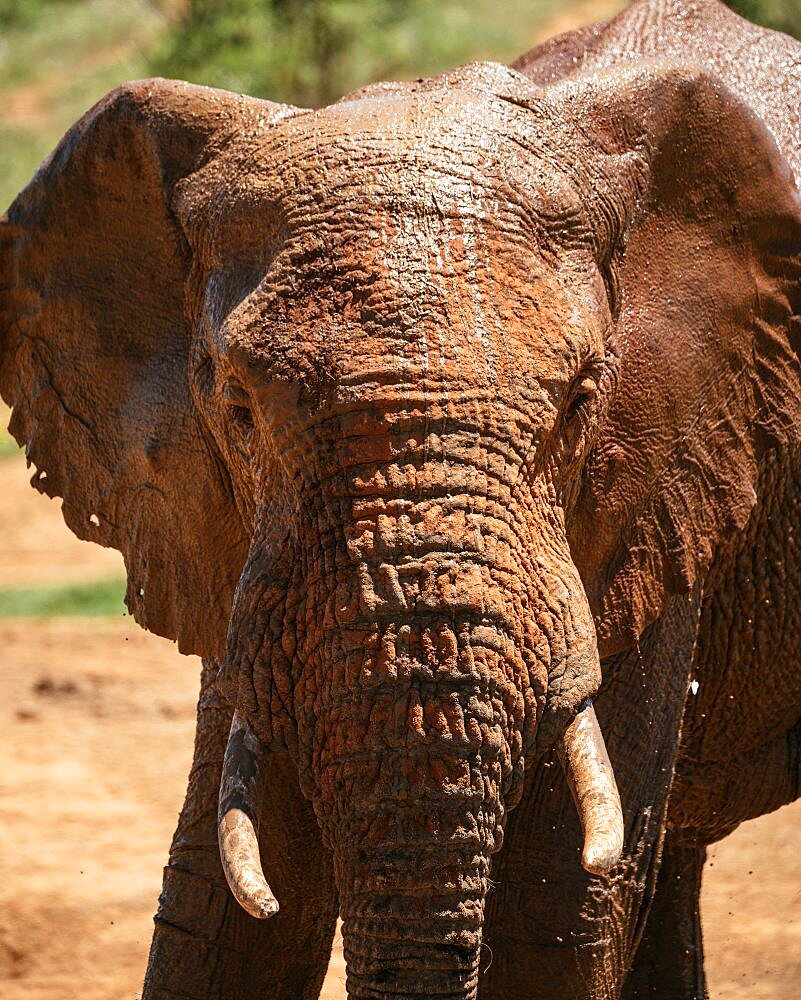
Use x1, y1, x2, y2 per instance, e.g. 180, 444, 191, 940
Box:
2, 1, 801, 998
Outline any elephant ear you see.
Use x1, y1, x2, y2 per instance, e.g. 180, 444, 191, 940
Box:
556, 64, 801, 655
0, 79, 298, 657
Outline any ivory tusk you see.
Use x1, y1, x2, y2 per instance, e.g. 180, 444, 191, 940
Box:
556, 700, 624, 876
218, 710, 279, 919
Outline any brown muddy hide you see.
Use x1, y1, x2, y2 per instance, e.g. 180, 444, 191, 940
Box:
198, 89, 610, 998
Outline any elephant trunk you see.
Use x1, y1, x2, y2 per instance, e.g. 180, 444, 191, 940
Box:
320, 658, 509, 1000
217, 442, 623, 994
337, 839, 489, 999
219, 623, 622, 999
217, 701, 623, 928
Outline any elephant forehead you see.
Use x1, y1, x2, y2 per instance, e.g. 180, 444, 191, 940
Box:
191, 87, 605, 406
204, 123, 593, 350
191, 85, 589, 262
273, 86, 552, 185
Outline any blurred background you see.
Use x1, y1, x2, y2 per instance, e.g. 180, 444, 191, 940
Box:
1, 1, 800, 998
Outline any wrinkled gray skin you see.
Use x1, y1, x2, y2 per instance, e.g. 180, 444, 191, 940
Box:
2, 1, 801, 998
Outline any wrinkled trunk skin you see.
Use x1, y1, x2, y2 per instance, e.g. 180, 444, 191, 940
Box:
220, 414, 599, 997
323, 620, 516, 999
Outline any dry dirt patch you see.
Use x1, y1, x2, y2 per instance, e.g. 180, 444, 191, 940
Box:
0, 452, 123, 587
0, 617, 347, 999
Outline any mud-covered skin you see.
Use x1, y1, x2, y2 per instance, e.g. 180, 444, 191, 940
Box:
144, 663, 339, 999
620, 838, 707, 1000
482, 591, 702, 999
197, 108, 607, 994
670, 446, 801, 844
515, 0, 801, 182
2, 1, 801, 998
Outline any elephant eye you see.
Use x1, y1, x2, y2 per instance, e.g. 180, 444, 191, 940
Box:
230, 403, 254, 432
563, 375, 598, 428
564, 376, 597, 420
226, 400, 256, 467
223, 382, 256, 451
558, 373, 599, 470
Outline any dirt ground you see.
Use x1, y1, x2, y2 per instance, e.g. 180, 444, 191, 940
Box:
1, 413, 800, 999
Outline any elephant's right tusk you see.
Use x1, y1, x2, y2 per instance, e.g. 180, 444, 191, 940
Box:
556, 700, 624, 876
218, 711, 279, 919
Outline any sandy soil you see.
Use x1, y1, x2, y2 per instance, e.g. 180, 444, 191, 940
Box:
1, 439, 800, 999
0, 445, 124, 587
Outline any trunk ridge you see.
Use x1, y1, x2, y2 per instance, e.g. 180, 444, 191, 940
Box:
219, 445, 606, 996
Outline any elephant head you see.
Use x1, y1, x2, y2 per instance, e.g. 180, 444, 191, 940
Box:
2, 59, 800, 998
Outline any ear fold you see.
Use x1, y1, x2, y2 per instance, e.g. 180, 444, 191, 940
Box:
557, 65, 801, 655
0, 79, 297, 656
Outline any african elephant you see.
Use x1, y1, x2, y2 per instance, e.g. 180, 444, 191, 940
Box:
2, 0, 800, 996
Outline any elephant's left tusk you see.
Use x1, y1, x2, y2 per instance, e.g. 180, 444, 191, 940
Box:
218, 711, 279, 919
557, 700, 624, 875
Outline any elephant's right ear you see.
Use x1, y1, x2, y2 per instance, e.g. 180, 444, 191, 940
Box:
0, 79, 297, 657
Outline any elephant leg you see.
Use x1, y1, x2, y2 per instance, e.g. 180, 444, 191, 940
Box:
480, 591, 701, 1000
143, 660, 339, 1000
621, 836, 706, 1000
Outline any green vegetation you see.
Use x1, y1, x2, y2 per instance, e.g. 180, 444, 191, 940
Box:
726, 0, 801, 37
0, 0, 798, 209
148, 0, 801, 107
0, 577, 127, 618
0, 0, 629, 208
149, 0, 577, 108
0, 404, 20, 457
0, 0, 172, 209
0, 434, 20, 457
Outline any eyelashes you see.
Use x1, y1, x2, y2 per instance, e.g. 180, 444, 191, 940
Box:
229, 402, 255, 433
557, 368, 603, 475
222, 381, 256, 464
564, 374, 598, 420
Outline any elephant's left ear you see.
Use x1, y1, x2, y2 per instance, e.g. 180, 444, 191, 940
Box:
553, 64, 801, 656
0, 79, 297, 656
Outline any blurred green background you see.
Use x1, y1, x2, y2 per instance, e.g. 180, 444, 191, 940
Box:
0, 576, 126, 616
0, 0, 799, 619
